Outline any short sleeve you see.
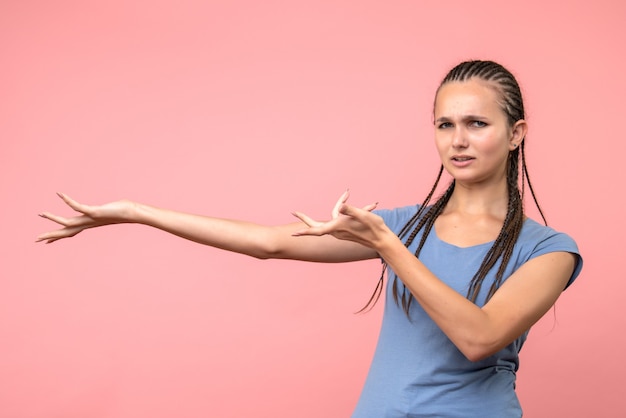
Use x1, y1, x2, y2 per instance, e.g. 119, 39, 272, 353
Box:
527, 230, 583, 289
374, 205, 421, 235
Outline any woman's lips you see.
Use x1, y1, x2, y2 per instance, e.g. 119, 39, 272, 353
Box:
451, 156, 475, 167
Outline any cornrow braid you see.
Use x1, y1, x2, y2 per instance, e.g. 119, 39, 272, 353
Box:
468, 151, 523, 301
360, 60, 547, 316
394, 181, 455, 314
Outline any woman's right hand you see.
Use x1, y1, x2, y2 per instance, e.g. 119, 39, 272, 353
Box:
36, 193, 136, 244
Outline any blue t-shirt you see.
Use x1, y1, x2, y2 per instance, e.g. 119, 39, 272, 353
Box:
352, 205, 583, 418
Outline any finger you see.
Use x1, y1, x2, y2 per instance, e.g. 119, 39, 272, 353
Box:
35, 226, 82, 243
338, 203, 367, 218
331, 189, 350, 219
291, 211, 322, 228
362, 202, 379, 212
57, 192, 93, 216
38, 212, 94, 227
36, 230, 60, 243
37, 234, 64, 244
38, 212, 71, 226
292, 222, 334, 237
41, 235, 71, 244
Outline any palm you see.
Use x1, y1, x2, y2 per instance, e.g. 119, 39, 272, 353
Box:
292, 190, 382, 247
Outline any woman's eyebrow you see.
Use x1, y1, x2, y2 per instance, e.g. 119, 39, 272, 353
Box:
434, 114, 487, 123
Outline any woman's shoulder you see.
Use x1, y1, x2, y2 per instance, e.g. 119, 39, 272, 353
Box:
519, 218, 578, 249
518, 218, 583, 288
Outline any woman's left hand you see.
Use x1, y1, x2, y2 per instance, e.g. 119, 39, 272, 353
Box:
291, 190, 389, 250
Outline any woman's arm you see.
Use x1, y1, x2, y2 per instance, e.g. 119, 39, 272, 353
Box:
379, 238, 575, 361
294, 200, 577, 362
37, 193, 379, 263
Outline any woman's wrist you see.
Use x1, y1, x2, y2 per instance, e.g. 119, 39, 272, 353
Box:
130, 201, 154, 225
372, 228, 402, 256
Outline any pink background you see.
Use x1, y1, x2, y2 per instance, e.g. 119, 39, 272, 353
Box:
2, 1, 624, 417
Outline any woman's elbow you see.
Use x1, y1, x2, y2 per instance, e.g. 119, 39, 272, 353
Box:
463, 348, 494, 363
249, 236, 288, 260
458, 335, 504, 362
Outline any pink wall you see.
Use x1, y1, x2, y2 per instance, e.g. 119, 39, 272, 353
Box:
2, 1, 623, 417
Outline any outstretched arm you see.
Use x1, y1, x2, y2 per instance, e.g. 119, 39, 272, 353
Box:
294, 199, 577, 361
37, 192, 379, 263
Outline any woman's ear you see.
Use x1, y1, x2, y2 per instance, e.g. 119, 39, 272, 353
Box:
510, 120, 528, 150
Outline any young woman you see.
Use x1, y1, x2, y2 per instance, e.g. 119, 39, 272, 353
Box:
37, 60, 582, 417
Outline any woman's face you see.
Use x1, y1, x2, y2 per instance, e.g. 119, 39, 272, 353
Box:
433, 79, 525, 186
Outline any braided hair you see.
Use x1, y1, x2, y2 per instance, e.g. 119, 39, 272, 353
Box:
359, 60, 546, 316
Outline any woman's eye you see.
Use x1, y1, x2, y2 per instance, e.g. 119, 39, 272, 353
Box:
470, 120, 487, 127
438, 122, 452, 129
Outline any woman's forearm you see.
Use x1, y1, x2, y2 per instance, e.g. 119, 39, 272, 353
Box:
375, 234, 493, 359
375, 231, 574, 361
132, 202, 293, 259
134, 202, 377, 262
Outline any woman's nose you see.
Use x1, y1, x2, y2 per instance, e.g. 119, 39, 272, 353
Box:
452, 127, 468, 148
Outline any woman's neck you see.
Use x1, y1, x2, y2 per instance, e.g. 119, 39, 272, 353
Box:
444, 179, 509, 219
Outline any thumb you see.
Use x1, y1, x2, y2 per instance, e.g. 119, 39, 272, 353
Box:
338, 203, 360, 217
